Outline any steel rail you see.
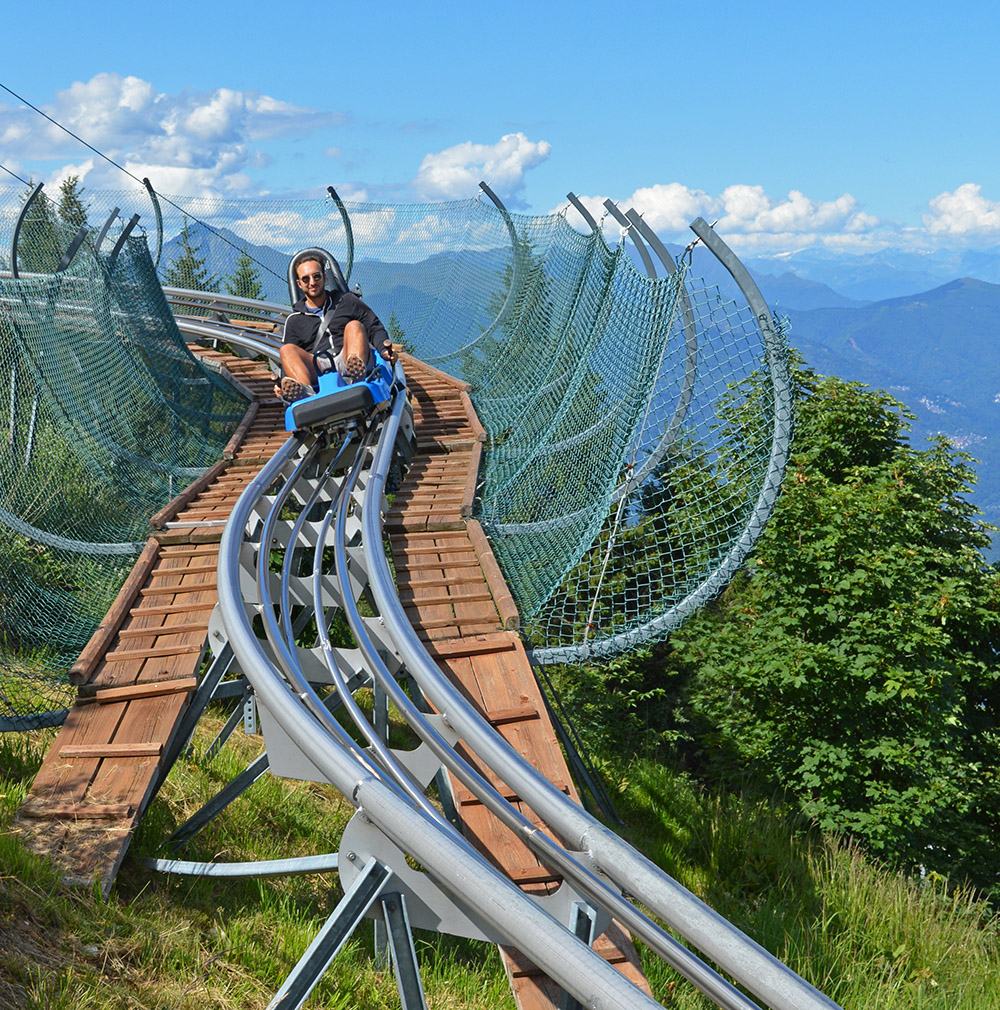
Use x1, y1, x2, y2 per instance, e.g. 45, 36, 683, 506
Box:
162, 286, 291, 320
251, 436, 387, 786
216, 392, 662, 1010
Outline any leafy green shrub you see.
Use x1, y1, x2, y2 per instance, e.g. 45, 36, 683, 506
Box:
661, 367, 1000, 891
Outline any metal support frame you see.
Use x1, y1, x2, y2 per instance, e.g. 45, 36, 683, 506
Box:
158, 643, 236, 774
267, 858, 395, 1010
162, 670, 368, 851
380, 891, 429, 1010
10, 182, 44, 279
560, 902, 598, 1010
142, 178, 163, 267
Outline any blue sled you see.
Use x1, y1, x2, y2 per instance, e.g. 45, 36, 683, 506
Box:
284, 351, 398, 432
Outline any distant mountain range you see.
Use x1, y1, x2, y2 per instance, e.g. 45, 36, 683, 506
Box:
746, 245, 1000, 304
778, 278, 1000, 557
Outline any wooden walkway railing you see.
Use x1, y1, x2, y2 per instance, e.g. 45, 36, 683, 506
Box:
15, 349, 650, 1008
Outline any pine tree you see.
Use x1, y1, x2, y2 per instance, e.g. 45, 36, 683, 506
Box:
224, 251, 263, 300
57, 175, 89, 230
387, 309, 412, 353
162, 217, 217, 291
18, 181, 61, 274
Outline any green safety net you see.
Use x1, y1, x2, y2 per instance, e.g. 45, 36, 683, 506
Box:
0, 185, 248, 727
1, 182, 788, 726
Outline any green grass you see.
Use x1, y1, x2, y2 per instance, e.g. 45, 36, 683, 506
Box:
2, 710, 999, 1007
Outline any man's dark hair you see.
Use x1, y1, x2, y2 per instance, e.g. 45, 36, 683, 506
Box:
292, 252, 324, 278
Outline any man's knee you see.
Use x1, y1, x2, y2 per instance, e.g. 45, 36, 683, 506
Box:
343, 319, 367, 346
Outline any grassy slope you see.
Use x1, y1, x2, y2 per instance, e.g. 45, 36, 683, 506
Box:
2, 710, 999, 1008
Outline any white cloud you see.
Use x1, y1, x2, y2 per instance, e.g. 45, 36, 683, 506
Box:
554, 183, 883, 253
924, 183, 1000, 236
412, 132, 551, 205
0, 73, 340, 197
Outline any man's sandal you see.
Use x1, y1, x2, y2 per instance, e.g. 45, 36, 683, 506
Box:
280, 377, 315, 403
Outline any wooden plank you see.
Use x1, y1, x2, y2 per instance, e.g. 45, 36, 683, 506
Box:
78, 677, 198, 704
467, 519, 519, 631
460, 391, 487, 442
59, 742, 163, 759
422, 635, 517, 658
488, 705, 539, 726
69, 538, 161, 686
115, 623, 206, 639
222, 400, 260, 459
102, 642, 204, 662
149, 458, 229, 529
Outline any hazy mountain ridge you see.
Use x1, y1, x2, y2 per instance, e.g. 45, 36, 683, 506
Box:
783, 278, 1000, 552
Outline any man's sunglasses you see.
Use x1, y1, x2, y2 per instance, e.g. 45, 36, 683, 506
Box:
297, 272, 324, 283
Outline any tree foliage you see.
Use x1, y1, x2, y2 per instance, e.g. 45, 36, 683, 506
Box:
660, 366, 1000, 890
57, 175, 89, 230
224, 250, 263, 300
162, 217, 217, 292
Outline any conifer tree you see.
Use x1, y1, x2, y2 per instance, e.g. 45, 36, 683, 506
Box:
57, 175, 89, 230
162, 217, 217, 291
224, 250, 263, 300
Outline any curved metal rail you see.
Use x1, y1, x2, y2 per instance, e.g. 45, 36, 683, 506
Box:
209, 359, 836, 1010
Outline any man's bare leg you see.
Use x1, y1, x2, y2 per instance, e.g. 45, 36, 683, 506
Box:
341, 320, 371, 382
274, 344, 319, 399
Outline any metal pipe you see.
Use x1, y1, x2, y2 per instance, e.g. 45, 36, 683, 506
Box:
360, 391, 834, 1010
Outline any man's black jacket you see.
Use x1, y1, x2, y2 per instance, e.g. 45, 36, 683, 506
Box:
282, 291, 389, 357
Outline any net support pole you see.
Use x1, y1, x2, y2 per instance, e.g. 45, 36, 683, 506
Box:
142, 178, 163, 267
10, 182, 44, 280
604, 199, 656, 278
566, 192, 599, 233
327, 185, 355, 283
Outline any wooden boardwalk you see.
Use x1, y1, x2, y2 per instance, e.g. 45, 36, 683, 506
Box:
16, 349, 650, 1007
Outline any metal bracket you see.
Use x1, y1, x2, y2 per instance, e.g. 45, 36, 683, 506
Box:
603, 200, 656, 278
267, 857, 394, 1010
559, 902, 598, 1010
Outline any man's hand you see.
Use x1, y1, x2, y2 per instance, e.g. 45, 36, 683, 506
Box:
380, 338, 399, 365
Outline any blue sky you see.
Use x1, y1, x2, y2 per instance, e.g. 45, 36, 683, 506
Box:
1, 0, 997, 254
